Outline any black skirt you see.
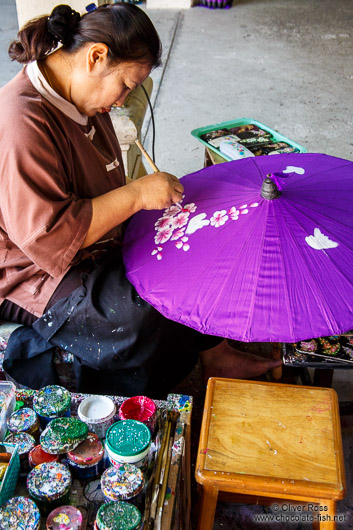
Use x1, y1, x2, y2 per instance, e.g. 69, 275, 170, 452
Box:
4, 248, 222, 398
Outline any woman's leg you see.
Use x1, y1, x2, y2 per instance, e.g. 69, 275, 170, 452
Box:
199, 339, 282, 382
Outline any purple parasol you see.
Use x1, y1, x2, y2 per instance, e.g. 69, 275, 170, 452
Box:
123, 153, 353, 343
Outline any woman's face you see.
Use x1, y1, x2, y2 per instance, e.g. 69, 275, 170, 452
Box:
70, 47, 152, 116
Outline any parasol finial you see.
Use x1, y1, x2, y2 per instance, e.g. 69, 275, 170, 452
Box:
261, 174, 281, 200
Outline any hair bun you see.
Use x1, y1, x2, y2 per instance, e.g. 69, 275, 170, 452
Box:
48, 4, 81, 45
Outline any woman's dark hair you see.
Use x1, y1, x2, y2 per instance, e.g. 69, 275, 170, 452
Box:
8, 3, 162, 68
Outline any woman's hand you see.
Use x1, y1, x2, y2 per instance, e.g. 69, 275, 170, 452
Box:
130, 172, 184, 210
81, 172, 184, 249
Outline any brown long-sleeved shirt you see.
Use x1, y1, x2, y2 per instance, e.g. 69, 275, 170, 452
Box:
0, 62, 125, 317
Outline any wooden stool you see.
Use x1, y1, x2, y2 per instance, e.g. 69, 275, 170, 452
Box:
195, 378, 346, 530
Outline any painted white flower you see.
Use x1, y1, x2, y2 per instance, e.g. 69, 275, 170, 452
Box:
283, 166, 305, 175
250, 202, 259, 208
155, 216, 172, 230
228, 206, 240, 220
175, 241, 183, 249
171, 211, 190, 229
185, 213, 210, 234
156, 253, 162, 260
210, 210, 228, 227
154, 227, 173, 245
305, 228, 338, 250
183, 243, 190, 251
171, 228, 185, 240
240, 209, 249, 214
239, 204, 248, 209
183, 202, 197, 213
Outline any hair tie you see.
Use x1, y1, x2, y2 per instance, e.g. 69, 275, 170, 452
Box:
48, 4, 81, 45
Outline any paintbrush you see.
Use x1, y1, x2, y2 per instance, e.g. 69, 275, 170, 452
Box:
135, 139, 160, 173
154, 410, 179, 529
149, 415, 171, 524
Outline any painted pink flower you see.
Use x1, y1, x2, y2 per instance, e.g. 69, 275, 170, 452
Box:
228, 206, 240, 220
164, 205, 180, 217
183, 202, 197, 213
155, 216, 172, 230
154, 227, 173, 245
171, 211, 190, 229
210, 210, 228, 227
171, 228, 185, 240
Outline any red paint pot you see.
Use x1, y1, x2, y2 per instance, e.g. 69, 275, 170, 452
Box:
28, 444, 60, 469
118, 396, 157, 434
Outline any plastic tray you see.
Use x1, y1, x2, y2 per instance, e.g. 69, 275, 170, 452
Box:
0, 381, 16, 441
191, 117, 307, 161
0, 443, 20, 505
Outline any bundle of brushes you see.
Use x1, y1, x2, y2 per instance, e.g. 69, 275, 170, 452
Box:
199, 0, 233, 7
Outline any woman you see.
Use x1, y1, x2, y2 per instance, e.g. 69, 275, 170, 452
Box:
0, 3, 281, 396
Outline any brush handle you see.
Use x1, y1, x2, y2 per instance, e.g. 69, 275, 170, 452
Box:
135, 139, 160, 173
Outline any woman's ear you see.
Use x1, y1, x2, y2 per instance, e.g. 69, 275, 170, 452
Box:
86, 43, 109, 73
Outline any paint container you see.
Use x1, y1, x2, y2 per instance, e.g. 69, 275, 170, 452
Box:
95, 501, 142, 530
46, 505, 83, 530
4, 431, 36, 470
27, 462, 72, 516
0, 496, 41, 529
7, 406, 40, 440
78, 395, 116, 439
40, 416, 88, 454
118, 396, 157, 435
33, 385, 71, 428
28, 445, 60, 469
101, 463, 144, 508
66, 432, 105, 480
105, 420, 151, 472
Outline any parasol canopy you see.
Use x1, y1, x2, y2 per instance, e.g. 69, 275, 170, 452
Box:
123, 153, 353, 343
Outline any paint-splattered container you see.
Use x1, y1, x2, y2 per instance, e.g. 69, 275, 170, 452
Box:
28, 445, 60, 469
119, 396, 157, 434
4, 431, 36, 470
46, 505, 83, 530
40, 416, 88, 454
7, 407, 40, 440
33, 385, 71, 428
27, 462, 72, 515
105, 420, 151, 471
101, 463, 144, 507
78, 395, 116, 439
95, 501, 142, 530
0, 496, 41, 529
67, 432, 105, 480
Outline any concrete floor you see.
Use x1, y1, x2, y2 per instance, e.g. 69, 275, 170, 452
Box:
1, 0, 353, 528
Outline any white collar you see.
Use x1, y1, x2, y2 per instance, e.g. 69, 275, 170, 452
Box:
26, 61, 88, 126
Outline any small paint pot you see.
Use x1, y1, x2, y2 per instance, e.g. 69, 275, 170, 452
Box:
67, 432, 105, 480
28, 445, 60, 469
78, 395, 116, 439
40, 417, 88, 454
7, 407, 40, 440
119, 396, 157, 434
101, 463, 144, 507
33, 385, 71, 428
0, 496, 41, 529
4, 431, 36, 470
27, 462, 72, 516
105, 420, 151, 471
46, 505, 83, 530
95, 501, 142, 530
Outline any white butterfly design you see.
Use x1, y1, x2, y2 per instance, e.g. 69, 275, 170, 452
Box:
305, 228, 338, 250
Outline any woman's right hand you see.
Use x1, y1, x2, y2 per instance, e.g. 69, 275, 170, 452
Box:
130, 172, 184, 210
